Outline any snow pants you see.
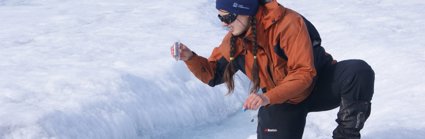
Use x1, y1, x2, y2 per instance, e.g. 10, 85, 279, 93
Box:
257, 59, 375, 139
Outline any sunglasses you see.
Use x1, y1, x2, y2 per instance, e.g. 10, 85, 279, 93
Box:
218, 13, 238, 24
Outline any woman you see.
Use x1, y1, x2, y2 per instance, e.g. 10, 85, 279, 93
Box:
172, 0, 374, 138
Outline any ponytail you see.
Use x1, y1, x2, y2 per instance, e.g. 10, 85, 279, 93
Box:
249, 17, 260, 94
223, 36, 237, 95
224, 16, 260, 95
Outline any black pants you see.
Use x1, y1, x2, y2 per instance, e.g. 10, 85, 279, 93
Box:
257, 60, 375, 139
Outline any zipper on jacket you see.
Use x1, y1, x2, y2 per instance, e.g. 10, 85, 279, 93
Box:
261, 45, 277, 88
266, 66, 276, 87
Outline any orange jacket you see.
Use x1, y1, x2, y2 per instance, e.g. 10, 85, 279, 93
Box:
185, 1, 325, 105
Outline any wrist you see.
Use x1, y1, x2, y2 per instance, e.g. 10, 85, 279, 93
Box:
261, 94, 270, 106
184, 51, 196, 61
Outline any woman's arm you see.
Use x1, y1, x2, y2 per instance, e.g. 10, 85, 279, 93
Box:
184, 46, 233, 87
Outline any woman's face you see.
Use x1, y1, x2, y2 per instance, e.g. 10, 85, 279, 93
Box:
218, 10, 250, 36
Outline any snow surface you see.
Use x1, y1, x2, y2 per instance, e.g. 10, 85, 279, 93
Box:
0, 0, 424, 139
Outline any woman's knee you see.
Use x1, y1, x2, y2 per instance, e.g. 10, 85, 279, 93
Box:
345, 60, 374, 76
339, 59, 375, 101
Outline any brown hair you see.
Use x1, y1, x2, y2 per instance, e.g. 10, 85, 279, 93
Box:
223, 16, 260, 95
249, 17, 260, 94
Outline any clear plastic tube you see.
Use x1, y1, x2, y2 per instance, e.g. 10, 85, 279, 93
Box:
172, 41, 181, 61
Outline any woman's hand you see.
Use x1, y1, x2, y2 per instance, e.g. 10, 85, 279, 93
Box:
170, 42, 193, 61
179, 43, 193, 61
243, 93, 270, 110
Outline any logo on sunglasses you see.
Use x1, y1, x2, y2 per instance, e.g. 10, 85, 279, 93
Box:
233, 2, 250, 10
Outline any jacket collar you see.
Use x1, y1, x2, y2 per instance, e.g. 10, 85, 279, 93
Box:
260, 0, 285, 30
243, 0, 285, 42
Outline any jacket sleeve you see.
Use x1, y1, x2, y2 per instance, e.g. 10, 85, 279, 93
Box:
184, 47, 233, 87
264, 16, 317, 104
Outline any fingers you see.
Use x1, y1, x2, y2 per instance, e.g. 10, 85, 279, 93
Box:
177, 43, 184, 60
179, 43, 194, 61
243, 93, 263, 110
243, 93, 271, 111
243, 93, 255, 109
254, 98, 263, 108
170, 42, 193, 61
179, 43, 187, 50
180, 43, 191, 53
259, 94, 270, 106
